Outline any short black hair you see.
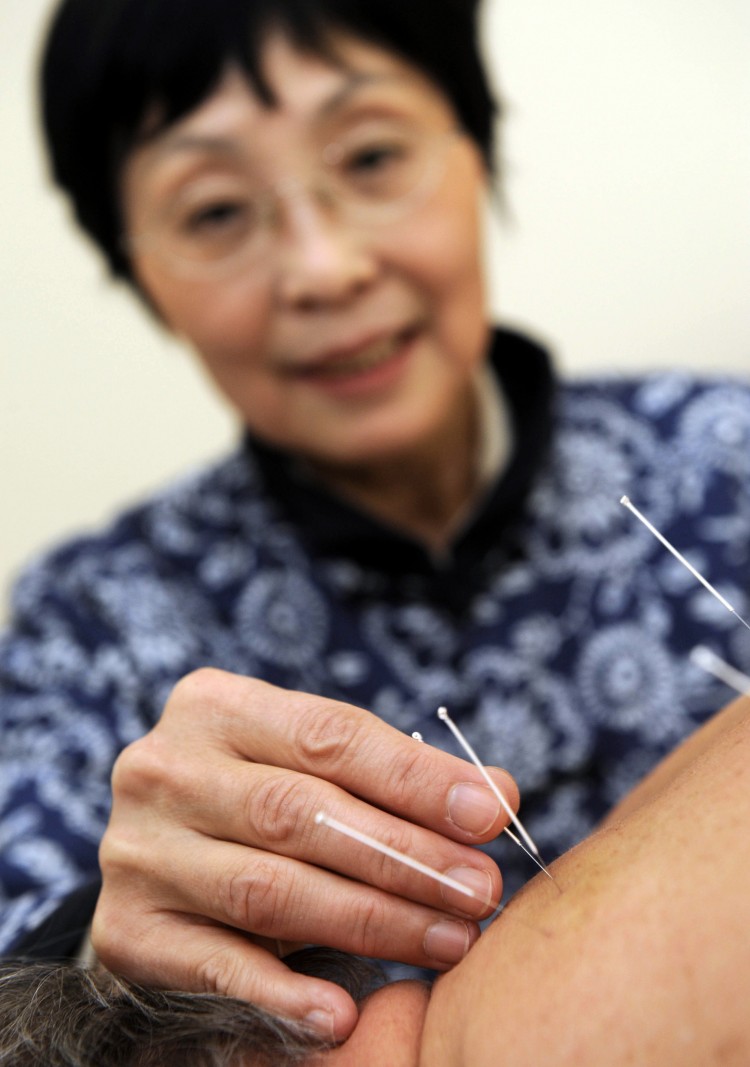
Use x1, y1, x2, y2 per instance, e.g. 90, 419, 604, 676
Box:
40, 0, 499, 285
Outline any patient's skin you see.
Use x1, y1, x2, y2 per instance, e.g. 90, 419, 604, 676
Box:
312, 980, 430, 1067
317, 695, 750, 1067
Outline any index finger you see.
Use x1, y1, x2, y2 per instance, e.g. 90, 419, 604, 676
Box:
182, 670, 519, 842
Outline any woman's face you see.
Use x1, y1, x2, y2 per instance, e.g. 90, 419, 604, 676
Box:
122, 32, 489, 469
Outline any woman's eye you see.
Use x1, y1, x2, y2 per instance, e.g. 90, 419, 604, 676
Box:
346, 142, 406, 174
329, 127, 423, 201
184, 200, 249, 235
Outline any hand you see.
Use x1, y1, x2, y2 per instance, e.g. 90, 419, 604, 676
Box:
93, 669, 518, 1040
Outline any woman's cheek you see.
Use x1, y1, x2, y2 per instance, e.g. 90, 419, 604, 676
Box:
170, 284, 271, 365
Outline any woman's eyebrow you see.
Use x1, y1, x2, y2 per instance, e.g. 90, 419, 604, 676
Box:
316, 71, 401, 118
150, 133, 241, 159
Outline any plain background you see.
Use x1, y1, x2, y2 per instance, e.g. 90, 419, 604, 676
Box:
1, 0, 748, 613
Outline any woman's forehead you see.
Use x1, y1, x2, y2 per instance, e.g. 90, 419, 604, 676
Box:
140, 32, 452, 150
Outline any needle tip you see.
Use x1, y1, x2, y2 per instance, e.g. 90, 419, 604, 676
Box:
539, 861, 563, 892
548, 871, 563, 893
314, 811, 327, 826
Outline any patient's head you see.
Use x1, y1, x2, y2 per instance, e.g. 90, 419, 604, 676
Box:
0, 952, 427, 1066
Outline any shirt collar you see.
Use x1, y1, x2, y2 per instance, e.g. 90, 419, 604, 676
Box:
243, 326, 556, 597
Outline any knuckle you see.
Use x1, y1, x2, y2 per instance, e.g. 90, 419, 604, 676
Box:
89, 902, 114, 958
110, 736, 149, 788
97, 818, 168, 888
194, 945, 247, 998
221, 856, 291, 936
97, 823, 134, 875
110, 732, 174, 802
379, 746, 432, 811
90, 928, 122, 974
165, 669, 272, 746
248, 773, 310, 849
367, 845, 396, 888
294, 699, 368, 773
91, 895, 140, 972
371, 822, 419, 884
165, 667, 230, 729
351, 893, 391, 957
169, 666, 226, 707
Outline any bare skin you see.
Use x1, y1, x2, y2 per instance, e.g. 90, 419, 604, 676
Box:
316, 695, 750, 1066
121, 36, 490, 552
94, 671, 515, 1040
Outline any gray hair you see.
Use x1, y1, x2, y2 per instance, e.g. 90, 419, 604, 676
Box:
0, 950, 383, 1066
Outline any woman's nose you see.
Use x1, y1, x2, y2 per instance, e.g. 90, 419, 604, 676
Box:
274, 191, 378, 310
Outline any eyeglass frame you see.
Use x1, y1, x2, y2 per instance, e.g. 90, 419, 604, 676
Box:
122, 122, 464, 279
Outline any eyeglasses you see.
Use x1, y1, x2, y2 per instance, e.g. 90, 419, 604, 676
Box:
126, 122, 460, 277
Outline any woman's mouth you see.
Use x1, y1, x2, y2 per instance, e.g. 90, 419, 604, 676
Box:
312, 334, 406, 379
289, 326, 421, 396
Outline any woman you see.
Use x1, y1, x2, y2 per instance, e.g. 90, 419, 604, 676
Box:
1, 0, 749, 1043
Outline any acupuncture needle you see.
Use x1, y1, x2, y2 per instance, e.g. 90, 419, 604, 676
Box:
414, 728, 542, 873
690, 645, 750, 696
436, 706, 558, 886
620, 496, 750, 631
315, 810, 500, 912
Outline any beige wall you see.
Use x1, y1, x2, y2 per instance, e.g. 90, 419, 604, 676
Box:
2, 0, 748, 611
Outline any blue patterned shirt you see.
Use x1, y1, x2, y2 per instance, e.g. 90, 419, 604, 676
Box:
2, 328, 749, 955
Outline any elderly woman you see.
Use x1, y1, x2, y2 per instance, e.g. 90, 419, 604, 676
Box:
1, 0, 749, 1046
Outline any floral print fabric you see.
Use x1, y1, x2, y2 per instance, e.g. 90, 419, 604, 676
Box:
1, 367, 749, 953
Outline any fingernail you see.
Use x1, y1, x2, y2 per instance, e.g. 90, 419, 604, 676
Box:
303, 1008, 336, 1040
447, 782, 501, 834
423, 920, 472, 965
442, 866, 494, 912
